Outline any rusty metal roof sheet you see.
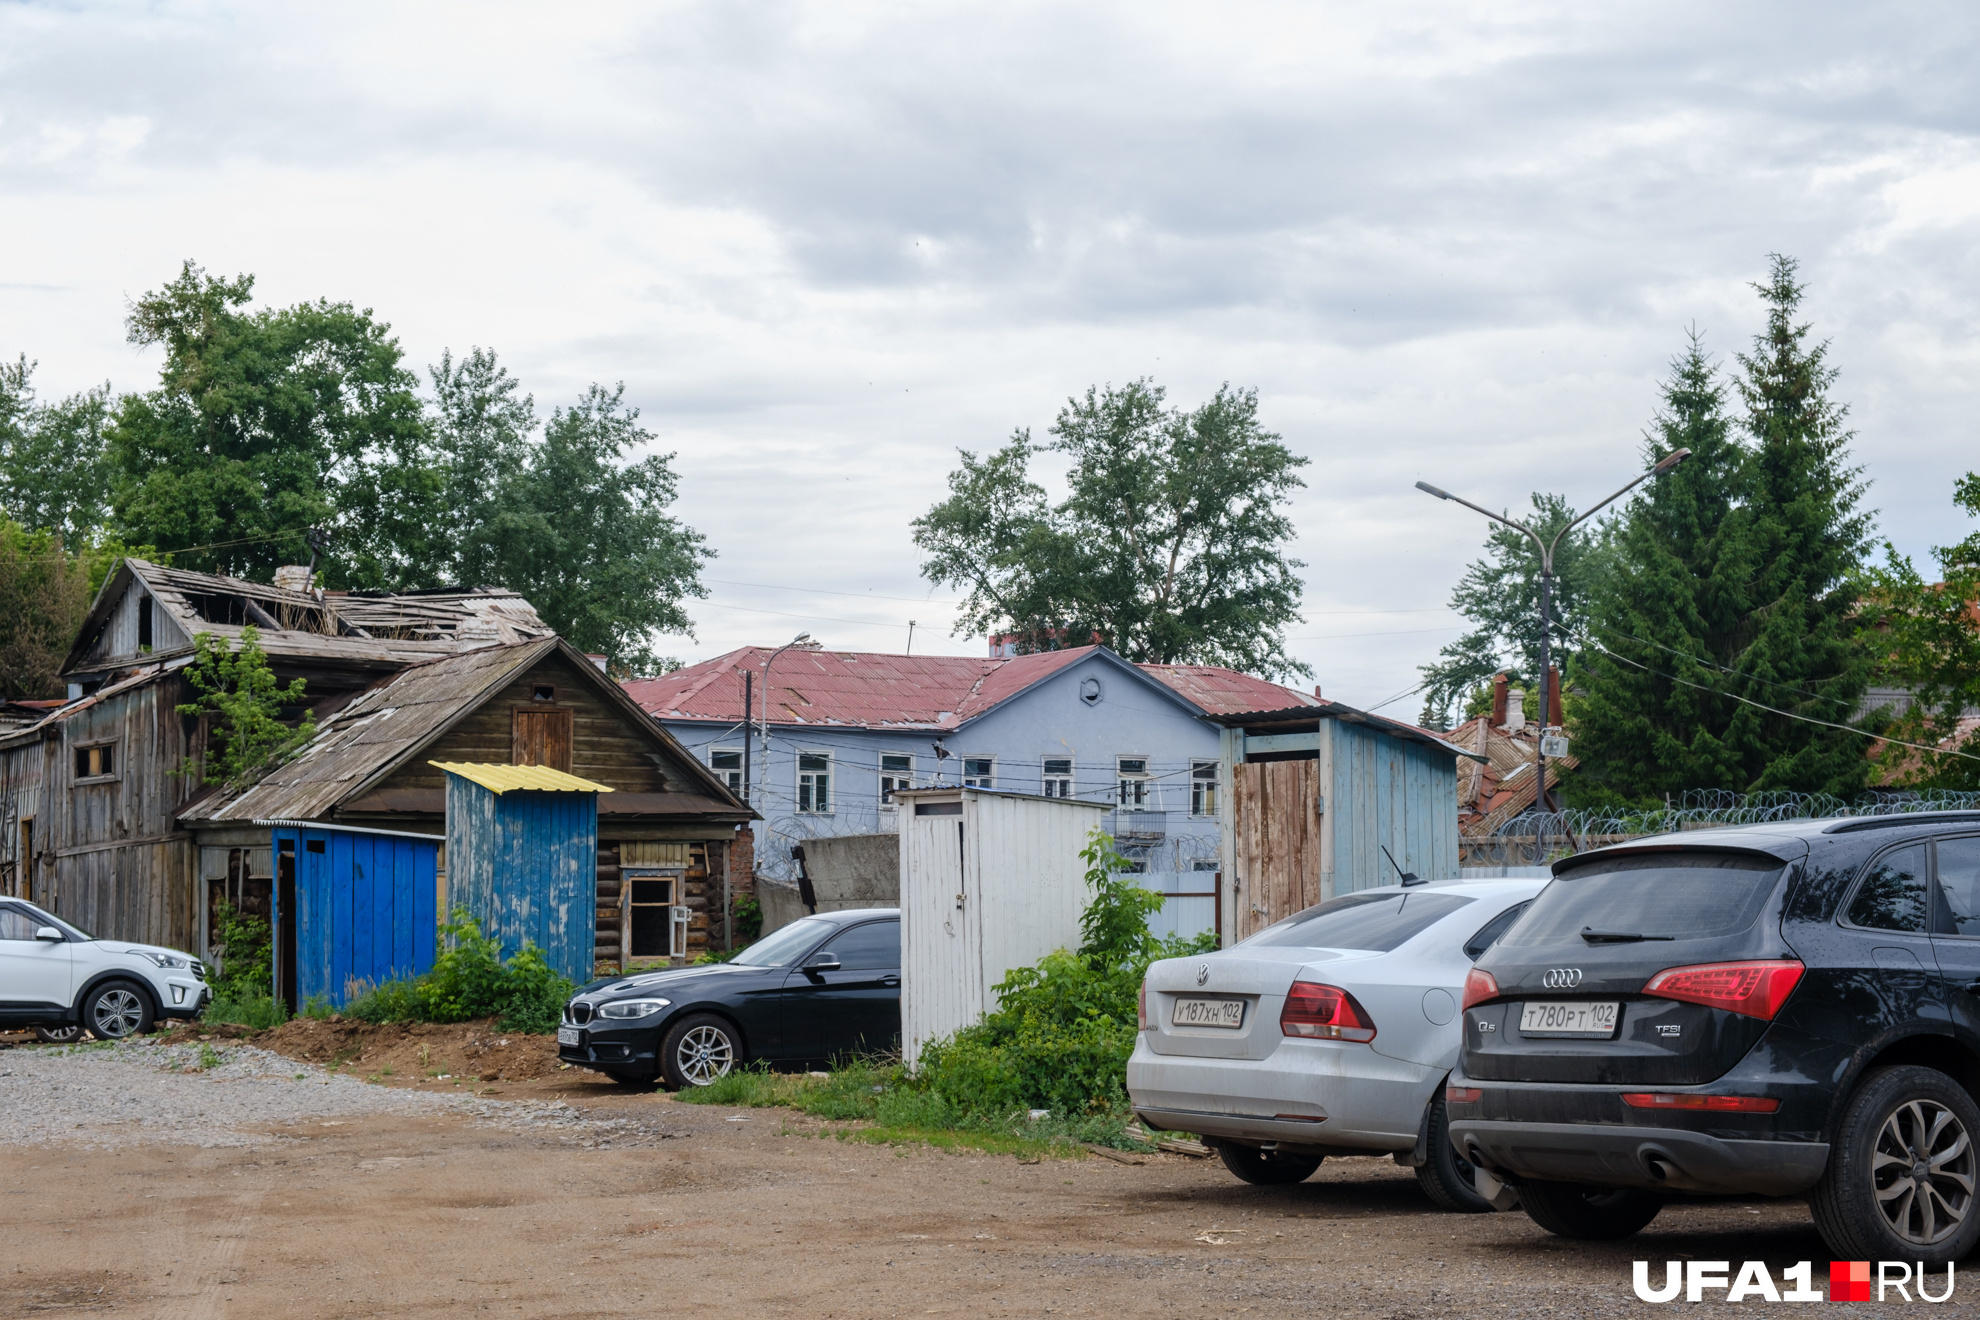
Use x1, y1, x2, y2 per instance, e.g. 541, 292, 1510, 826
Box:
624, 644, 1314, 731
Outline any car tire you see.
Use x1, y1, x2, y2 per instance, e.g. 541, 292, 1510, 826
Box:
81, 980, 155, 1041
1216, 1143, 1323, 1186
659, 1013, 741, 1090
33, 1023, 88, 1044
1810, 1065, 1980, 1267
1415, 1092, 1499, 1213
1517, 1182, 1663, 1239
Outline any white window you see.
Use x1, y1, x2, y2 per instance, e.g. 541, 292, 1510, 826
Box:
1190, 760, 1219, 816
797, 752, 832, 813
880, 752, 914, 806
962, 757, 994, 789
1041, 757, 1073, 799
710, 748, 743, 795
1117, 756, 1150, 808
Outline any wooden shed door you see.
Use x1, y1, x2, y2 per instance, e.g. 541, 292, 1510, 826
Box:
1231, 759, 1323, 942
512, 708, 573, 771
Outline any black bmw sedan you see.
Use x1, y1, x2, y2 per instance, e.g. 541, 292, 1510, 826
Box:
558, 907, 901, 1089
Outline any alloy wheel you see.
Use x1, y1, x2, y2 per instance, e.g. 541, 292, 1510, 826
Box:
91, 988, 146, 1039
1872, 1099, 1975, 1246
675, 1024, 734, 1086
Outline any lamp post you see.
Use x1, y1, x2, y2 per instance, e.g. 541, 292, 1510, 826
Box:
757, 632, 814, 811
1415, 447, 1690, 812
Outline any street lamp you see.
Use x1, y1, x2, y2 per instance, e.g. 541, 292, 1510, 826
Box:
1415, 447, 1690, 812
757, 632, 815, 810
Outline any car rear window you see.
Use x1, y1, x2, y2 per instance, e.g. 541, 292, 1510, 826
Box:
1242, 891, 1474, 952
1500, 852, 1785, 947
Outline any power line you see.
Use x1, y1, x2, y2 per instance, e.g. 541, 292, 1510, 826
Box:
1592, 643, 1980, 764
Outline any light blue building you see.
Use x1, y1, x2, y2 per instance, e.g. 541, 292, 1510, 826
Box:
624, 643, 1318, 891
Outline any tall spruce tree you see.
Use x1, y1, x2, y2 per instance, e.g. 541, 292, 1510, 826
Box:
1570, 258, 1875, 802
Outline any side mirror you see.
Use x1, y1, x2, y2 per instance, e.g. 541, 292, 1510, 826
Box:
34, 926, 63, 942
802, 952, 841, 975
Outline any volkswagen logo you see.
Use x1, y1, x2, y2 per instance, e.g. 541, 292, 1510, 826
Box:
1196, 964, 1210, 987
1541, 968, 1584, 990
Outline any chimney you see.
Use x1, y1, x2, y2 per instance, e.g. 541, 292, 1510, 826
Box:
1505, 688, 1526, 734
1490, 673, 1509, 725
272, 565, 312, 593
1547, 665, 1563, 726
1312, 685, 1323, 700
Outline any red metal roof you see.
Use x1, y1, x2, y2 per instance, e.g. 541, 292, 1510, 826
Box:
623, 645, 1314, 730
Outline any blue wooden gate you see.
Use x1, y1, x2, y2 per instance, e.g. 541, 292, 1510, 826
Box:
272, 824, 441, 1008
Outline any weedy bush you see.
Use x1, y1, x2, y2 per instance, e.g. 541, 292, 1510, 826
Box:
344, 909, 574, 1034
202, 899, 288, 1030
917, 829, 1214, 1120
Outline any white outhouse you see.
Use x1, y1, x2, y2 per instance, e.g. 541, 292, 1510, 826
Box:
894, 787, 1110, 1069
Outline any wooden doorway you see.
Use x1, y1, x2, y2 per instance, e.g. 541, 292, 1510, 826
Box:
512, 707, 573, 771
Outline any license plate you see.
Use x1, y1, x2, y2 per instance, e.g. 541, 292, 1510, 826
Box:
1171, 996, 1246, 1029
557, 1025, 581, 1047
1519, 1001, 1620, 1038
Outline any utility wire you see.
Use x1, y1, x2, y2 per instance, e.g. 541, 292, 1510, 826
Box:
1591, 643, 1980, 764
1602, 628, 1861, 713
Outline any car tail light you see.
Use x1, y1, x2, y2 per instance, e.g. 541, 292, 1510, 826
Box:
1137, 981, 1150, 1032
1280, 981, 1376, 1042
1621, 1092, 1781, 1113
1446, 1086, 1482, 1104
1642, 960, 1804, 1020
1461, 968, 1500, 1012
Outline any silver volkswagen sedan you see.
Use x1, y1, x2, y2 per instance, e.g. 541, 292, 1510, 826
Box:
1127, 877, 1545, 1210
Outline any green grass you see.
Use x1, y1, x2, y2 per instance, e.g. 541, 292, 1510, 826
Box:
675, 1059, 1152, 1159
203, 991, 289, 1031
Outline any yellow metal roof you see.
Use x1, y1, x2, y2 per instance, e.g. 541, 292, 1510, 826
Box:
428, 762, 616, 795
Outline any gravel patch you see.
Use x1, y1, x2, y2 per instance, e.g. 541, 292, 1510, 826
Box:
0, 1039, 688, 1150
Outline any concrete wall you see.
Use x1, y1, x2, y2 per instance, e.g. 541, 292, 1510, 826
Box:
757, 831, 903, 936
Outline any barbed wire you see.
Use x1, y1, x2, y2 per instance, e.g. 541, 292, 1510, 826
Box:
1463, 788, 1980, 867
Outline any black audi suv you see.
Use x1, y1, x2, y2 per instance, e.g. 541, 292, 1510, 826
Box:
559, 908, 900, 1089
1446, 812, 1980, 1265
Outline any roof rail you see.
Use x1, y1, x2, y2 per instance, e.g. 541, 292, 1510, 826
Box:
1822, 811, 1980, 834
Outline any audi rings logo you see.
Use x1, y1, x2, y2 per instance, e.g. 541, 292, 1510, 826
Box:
1542, 968, 1584, 989
1196, 964, 1210, 987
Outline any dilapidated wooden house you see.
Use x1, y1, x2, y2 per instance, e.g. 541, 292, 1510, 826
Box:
0, 559, 752, 993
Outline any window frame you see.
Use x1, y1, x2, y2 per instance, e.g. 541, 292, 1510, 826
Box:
879, 752, 915, 808
1116, 755, 1151, 808
71, 739, 120, 785
708, 747, 744, 796
797, 750, 833, 815
1189, 759, 1219, 817
1933, 833, 1980, 939
961, 756, 995, 789
1041, 757, 1074, 799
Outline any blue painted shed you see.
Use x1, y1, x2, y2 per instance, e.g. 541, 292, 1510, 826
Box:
1210, 702, 1485, 943
264, 821, 443, 1009
432, 761, 608, 985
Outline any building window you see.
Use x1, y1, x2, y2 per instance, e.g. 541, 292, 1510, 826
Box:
1042, 758, 1073, 798
531, 684, 556, 702
73, 742, 117, 781
710, 748, 743, 795
137, 595, 153, 650
962, 757, 994, 789
798, 752, 832, 813
1190, 760, 1219, 816
880, 753, 914, 806
1117, 756, 1150, 808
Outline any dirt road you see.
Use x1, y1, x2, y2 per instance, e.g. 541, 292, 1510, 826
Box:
0, 1042, 1847, 1318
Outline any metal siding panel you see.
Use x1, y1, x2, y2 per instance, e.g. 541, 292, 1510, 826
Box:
415, 839, 437, 969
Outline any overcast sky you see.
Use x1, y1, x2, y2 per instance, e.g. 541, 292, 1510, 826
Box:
4, 1, 1978, 709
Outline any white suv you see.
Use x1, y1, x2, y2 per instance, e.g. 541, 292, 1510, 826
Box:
0, 899, 209, 1040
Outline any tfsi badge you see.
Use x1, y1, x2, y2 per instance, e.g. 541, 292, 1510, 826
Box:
1632, 1260, 1956, 1302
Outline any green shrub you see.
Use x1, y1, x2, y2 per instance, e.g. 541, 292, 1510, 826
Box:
733, 893, 763, 941
203, 899, 287, 1030
343, 909, 574, 1034
918, 829, 1214, 1120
